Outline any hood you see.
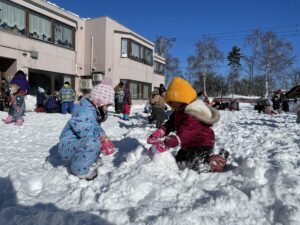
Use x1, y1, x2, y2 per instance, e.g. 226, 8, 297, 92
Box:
184, 99, 220, 125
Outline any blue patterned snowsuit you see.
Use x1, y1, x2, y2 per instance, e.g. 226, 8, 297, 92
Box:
58, 97, 104, 176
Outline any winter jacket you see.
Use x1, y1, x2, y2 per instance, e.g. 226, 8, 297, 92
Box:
36, 92, 47, 107
8, 94, 25, 119
123, 87, 132, 105
150, 93, 166, 110
163, 100, 220, 148
10, 73, 30, 94
60, 85, 75, 102
45, 96, 60, 113
58, 97, 105, 176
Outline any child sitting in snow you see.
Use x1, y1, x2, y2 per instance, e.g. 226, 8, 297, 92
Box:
58, 78, 115, 180
2, 84, 25, 125
147, 77, 229, 173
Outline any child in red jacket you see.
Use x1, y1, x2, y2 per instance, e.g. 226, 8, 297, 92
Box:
147, 77, 229, 173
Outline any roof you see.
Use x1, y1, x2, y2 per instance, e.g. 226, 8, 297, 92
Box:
285, 85, 300, 98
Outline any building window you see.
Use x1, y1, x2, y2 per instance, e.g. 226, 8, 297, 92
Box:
121, 38, 154, 66
121, 79, 152, 99
29, 12, 52, 42
0, 0, 25, 35
131, 41, 140, 60
144, 48, 153, 65
121, 38, 128, 57
55, 22, 73, 48
154, 61, 165, 75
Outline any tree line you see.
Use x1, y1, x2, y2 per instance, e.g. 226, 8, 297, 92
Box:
155, 29, 300, 97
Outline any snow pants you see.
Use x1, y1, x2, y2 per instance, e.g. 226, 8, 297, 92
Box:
175, 147, 213, 172
58, 136, 101, 176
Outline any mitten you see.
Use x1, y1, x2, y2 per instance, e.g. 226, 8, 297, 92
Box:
100, 136, 115, 155
148, 140, 167, 156
147, 128, 166, 144
164, 134, 181, 148
208, 155, 226, 172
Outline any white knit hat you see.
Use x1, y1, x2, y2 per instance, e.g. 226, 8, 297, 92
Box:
89, 77, 114, 107
38, 87, 45, 93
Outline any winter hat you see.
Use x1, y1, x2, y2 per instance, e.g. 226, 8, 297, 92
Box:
38, 87, 45, 93
164, 77, 197, 105
89, 77, 114, 107
9, 84, 19, 94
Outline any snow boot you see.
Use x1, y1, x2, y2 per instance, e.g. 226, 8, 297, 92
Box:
2, 116, 13, 124
15, 118, 24, 126
78, 167, 98, 181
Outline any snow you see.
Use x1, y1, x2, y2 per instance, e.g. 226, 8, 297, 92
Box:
0, 103, 300, 225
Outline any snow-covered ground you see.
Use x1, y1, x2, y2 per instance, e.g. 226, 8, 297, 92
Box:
0, 103, 299, 225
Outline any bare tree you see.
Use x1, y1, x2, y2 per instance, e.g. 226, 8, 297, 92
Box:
290, 68, 300, 87
187, 36, 223, 96
154, 36, 181, 85
245, 30, 295, 97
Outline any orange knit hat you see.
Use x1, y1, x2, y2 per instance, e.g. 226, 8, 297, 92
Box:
164, 77, 197, 105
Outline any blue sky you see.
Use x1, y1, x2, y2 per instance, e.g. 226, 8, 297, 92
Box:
49, 0, 300, 75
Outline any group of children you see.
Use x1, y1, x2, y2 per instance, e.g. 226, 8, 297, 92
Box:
3, 74, 300, 181
56, 77, 230, 180
35, 81, 76, 114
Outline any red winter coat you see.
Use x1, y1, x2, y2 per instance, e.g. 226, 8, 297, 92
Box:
164, 100, 220, 148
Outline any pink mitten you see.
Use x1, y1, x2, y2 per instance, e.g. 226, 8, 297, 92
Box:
148, 140, 168, 156
208, 155, 226, 172
100, 136, 115, 155
147, 128, 166, 144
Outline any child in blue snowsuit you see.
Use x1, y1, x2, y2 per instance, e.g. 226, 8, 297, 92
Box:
58, 78, 115, 180
59, 81, 76, 114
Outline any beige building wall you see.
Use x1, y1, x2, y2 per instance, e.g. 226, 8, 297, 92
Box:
0, 1, 165, 102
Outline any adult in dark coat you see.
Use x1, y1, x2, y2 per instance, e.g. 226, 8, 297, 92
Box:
10, 70, 30, 96
158, 84, 166, 96
114, 81, 124, 113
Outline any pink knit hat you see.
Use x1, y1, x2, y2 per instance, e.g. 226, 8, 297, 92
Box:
89, 77, 114, 107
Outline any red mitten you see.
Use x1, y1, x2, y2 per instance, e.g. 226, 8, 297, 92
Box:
164, 134, 181, 148
208, 155, 226, 172
100, 136, 115, 155
147, 128, 166, 144
148, 140, 168, 156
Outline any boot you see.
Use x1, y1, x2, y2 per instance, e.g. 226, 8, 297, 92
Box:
2, 115, 14, 124
15, 118, 24, 126
78, 167, 97, 181
219, 149, 230, 160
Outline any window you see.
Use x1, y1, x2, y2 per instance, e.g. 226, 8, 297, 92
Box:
120, 79, 152, 99
121, 38, 128, 57
120, 38, 154, 66
154, 61, 165, 75
55, 22, 73, 48
0, 0, 25, 35
131, 41, 140, 59
29, 12, 52, 42
144, 48, 153, 65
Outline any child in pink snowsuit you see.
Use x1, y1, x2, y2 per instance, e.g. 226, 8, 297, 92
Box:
2, 84, 25, 125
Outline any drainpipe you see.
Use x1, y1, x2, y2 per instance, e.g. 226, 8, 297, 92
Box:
91, 36, 94, 75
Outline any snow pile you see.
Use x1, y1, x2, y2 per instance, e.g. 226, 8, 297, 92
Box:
0, 103, 299, 225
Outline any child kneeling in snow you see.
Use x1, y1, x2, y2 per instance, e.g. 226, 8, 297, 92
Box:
147, 77, 229, 173
2, 84, 25, 125
58, 78, 115, 180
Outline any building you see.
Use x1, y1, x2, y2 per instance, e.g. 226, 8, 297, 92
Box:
0, 0, 165, 103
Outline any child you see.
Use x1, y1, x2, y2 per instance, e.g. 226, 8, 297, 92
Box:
35, 87, 47, 112
58, 78, 115, 180
2, 84, 25, 125
59, 81, 76, 114
148, 89, 167, 127
122, 82, 132, 120
114, 81, 124, 113
147, 77, 229, 173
